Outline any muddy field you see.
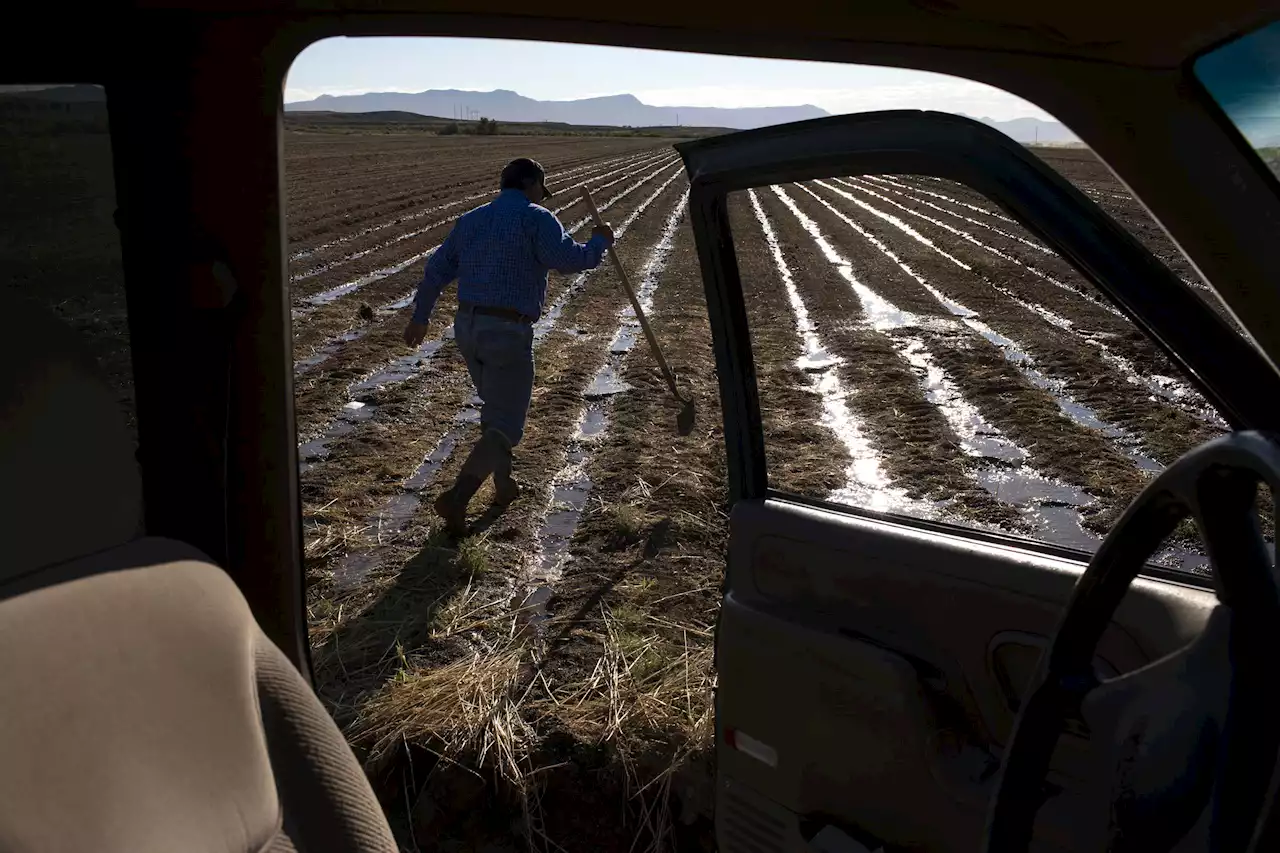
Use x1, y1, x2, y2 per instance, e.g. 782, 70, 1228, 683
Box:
285, 133, 1234, 850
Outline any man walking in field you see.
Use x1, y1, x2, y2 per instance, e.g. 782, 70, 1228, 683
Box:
403, 157, 615, 536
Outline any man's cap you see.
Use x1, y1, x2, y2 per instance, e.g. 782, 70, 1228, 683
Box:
500, 157, 553, 199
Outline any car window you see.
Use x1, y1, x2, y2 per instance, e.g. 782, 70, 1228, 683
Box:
0, 83, 135, 439
1195, 21, 1280, 180
732, 158, 1240, 574
0, 82, 143, 557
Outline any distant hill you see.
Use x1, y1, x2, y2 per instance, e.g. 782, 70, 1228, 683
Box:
284, 110, 727, 138
3, 84, 1076, 144
285, 88, 827, 130
969, 114, 1078, 144
0, 84, 106, 103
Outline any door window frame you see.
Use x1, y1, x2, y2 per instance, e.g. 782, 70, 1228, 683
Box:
675, 111, 1280, 581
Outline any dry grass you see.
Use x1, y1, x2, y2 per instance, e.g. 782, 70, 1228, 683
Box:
343, 598, 716, 853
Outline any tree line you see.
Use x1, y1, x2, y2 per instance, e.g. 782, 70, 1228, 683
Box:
439, 117, 500, 136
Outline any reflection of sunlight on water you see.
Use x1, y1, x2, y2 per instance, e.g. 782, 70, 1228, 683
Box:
770, 182, 1164, 547
900, 336, 1026, 465
800, 183, 976, 319
750, 189, 926, 517
815, 370, 919, 515
529, 189, 689, 583
863, 176, 1052, 253
871, 175, 1018, 224
826, 176, 1218, 423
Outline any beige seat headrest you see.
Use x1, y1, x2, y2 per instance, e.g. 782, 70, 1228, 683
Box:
0, 294, 142, 579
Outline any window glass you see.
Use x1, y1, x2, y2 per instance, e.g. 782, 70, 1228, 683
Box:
734, 165, 1235, 574
0, 84, 135, 438
1195, 21, 1280, 180
0, 82, 142, 563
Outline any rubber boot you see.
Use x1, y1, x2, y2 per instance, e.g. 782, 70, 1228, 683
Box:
434, 431, 502, 536
488, 427, 522, 507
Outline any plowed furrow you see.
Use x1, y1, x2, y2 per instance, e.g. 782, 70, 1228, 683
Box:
805, 180, 1226, 465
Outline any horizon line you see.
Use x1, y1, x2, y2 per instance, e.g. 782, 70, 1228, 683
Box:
283, 86, 1061, 123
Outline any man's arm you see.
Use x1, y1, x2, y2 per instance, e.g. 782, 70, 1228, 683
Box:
411, 226, 461, 324
532, 209, 611, 273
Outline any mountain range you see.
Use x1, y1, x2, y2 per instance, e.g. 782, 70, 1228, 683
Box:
285, 87, 1076, 142
4, 85, 1079, 144
286, 89, 825, 131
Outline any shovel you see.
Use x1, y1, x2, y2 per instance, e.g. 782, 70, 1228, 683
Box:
581, 187, 696, 436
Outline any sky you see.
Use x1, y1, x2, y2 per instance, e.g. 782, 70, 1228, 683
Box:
285, 37, 1056, 122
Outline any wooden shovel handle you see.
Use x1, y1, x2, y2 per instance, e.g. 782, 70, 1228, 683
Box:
580, 187, 687, 403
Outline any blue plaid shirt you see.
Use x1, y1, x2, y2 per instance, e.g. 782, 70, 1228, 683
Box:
411, 189, 609, 323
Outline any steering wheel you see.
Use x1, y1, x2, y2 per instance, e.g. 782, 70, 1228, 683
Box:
983, 431, 1280, 853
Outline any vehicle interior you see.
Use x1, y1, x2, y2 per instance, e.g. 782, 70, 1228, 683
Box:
3, 2, 1280, 852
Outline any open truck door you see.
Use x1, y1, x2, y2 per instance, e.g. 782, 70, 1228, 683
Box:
674, 112, 1280, 852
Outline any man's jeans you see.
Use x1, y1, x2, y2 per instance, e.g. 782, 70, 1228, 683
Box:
453, 306, 535, 446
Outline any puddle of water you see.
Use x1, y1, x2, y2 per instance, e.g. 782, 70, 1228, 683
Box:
766, 185, 1168, 547
294, 329, 368, 376
813, 180, 973, 270
513, 584, 555, 637
779, 183, 1107, 539
533, 405, 608, 582
829, 183, 1214, 424
749, 189, 925, 517
805, 181, 1198, 460
800, 184, 974, 318
297, 403, 371, 468
959, 316, 1164, 472
772, 186, 920, 331
348, 334, 450, 397
899, 336, 1027, 466
327, 399, 484, 590
835, 177, 1122, 316
585, 361, 630, 397
526, 190, 690, 583
580, 406, 608, 437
